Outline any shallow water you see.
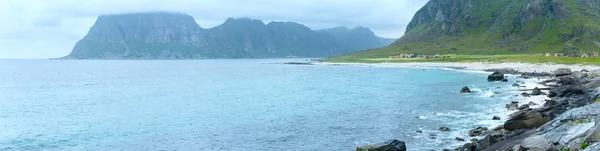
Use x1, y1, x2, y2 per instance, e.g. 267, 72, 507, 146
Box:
0, 59, 515, 150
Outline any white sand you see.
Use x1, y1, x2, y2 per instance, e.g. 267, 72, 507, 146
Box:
318, 62, 600, 73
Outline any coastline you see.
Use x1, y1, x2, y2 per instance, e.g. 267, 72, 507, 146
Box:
314, 61, 600, 150
316, 62, 600, 73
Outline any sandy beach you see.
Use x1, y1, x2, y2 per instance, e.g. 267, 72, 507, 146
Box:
319, 62, 600, 73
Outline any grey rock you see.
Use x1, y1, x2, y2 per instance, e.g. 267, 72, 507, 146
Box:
518, 104, 530, 110
555, 68, 572, 77
504, 112, 551, 130
356, 139, 407, 151
548, 86, 584, 97
475, 135, 498, 151
469, 126, 489, 137
455, 137, 465, 141
558, 76, 577, 85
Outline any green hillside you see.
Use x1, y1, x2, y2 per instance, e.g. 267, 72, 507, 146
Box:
328, 0, 600, 61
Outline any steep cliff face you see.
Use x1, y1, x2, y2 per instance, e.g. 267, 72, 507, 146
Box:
67, 12, 208, 59
394, 0, 600, 54
64, 13, 390, 59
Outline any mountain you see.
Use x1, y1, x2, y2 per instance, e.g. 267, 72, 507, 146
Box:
63, 12, 390, 59
319, 26, 396, 51
332, 0, 600, 59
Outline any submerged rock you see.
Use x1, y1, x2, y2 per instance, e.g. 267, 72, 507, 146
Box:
521, 92, 530, 97
438, 126, 451, 131
460, 86, 472, 93
455, 137, 465, 141
555, 68, 572, 77
512, 83, 520, 87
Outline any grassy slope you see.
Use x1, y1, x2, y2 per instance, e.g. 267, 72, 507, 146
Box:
327, 0, 600, 65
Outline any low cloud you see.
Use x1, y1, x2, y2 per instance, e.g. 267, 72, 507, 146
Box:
0, 0, 428, 58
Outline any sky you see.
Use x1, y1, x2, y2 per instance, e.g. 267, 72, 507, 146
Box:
0, 0, 429, 59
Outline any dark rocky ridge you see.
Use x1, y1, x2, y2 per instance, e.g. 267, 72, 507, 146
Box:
63, 12, 396, 59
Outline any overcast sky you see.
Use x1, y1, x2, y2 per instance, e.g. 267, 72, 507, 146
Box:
0, 0, 428, 59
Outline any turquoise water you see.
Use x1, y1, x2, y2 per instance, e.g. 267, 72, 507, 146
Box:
0, 60, 515, 150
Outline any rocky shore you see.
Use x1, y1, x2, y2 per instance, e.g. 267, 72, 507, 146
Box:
355, 66, 600, 151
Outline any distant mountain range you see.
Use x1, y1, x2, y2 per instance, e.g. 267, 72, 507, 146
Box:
62, 12, 396, 59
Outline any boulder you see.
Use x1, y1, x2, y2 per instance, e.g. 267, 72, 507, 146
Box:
488, 71, 506, 82
469, 127, 489, 137
531, 87, 544, 95
558, 76, 577, 85
460, 86, 472, 93
521, 92, 530, 97
512, 83, 520, 87
555, 68, 572, 77
582, 69, 589, 72
475, 135, 498, 151
504, 112, 551, 130
492, 116, 501, 120
455, 137, 465, 141
356, 140, 407, 151
438, 126, 451, 131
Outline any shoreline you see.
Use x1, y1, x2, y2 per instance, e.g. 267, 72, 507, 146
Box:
316, 62, 600, 73
312, 61, 600, 150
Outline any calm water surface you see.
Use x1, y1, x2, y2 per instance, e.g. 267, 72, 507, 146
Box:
0, 59, 514, 150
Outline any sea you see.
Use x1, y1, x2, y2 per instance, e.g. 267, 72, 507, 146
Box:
0, 59, 518, 151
